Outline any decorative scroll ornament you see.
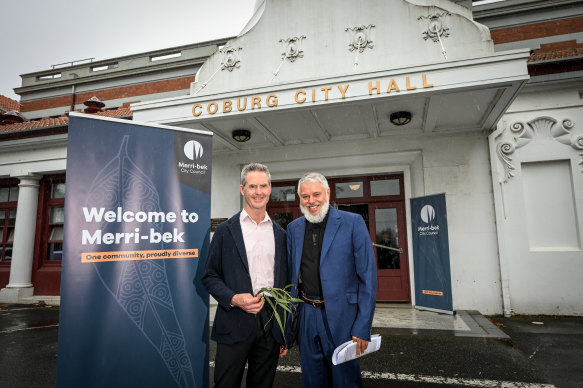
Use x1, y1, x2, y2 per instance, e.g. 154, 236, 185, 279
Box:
279, 36, 306, 62
346, 24, 375, 53
220, 46, 242, 72
496, 117, 582, 182
497, 141, 516, 183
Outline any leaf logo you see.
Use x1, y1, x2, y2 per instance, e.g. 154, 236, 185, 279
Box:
183, 140, 203, 160
421, 205, 436, 223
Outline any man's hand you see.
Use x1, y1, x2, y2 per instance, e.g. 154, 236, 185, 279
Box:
279, 345, 288, 357
231, 293, 264, 314
352, 336, 369, 357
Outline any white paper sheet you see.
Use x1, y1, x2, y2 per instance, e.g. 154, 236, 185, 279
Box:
332, 334, 382, 365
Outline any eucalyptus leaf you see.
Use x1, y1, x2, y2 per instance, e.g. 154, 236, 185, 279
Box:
256, 284, 303, 339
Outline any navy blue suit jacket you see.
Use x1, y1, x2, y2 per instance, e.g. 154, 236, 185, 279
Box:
287, 207, 377, 346
202, 212, 287, 345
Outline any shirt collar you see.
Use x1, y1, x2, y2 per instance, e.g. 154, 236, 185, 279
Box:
240, 209, 272, 225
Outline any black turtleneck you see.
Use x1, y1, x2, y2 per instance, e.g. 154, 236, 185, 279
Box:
299, 213, 329, 297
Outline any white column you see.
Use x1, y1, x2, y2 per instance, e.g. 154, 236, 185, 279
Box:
0, 174, 41, 302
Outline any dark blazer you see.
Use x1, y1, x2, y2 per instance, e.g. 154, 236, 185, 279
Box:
202, 212, 288, 345
287, 207, 377, 346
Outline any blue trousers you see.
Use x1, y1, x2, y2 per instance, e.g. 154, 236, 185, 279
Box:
299, 302, 362, 387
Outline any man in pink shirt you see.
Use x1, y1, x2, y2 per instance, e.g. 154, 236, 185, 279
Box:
203, 163, 288, 388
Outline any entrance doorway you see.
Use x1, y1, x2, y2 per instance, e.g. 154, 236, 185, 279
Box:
267, 174, 410, 302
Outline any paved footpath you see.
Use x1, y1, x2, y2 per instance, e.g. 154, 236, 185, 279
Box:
1, 303, 582, 387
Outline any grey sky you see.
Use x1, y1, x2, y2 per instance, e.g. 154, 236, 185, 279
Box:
0, 0, 256, 101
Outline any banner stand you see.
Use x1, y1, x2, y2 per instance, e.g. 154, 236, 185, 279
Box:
57, 113, 212, 388
410, 193, 454, 315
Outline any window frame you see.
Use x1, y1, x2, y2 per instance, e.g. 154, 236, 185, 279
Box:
267, 173, 405, 227
0, 179, 19, 265
35, 174, 66, 267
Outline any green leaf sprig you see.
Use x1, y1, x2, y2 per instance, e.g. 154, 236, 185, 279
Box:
255, 284, 303, 340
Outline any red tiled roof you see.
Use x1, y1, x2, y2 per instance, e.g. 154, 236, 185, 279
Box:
528, 40, 583, 63
0, 116, 69, 134
95, 107, 132, 118
0, 95, 20, 112
0, 107, 132, 135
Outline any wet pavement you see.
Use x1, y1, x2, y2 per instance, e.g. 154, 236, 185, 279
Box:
1, 302, 582, 387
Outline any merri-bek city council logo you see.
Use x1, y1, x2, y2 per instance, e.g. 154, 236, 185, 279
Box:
418, 204, 439, 235
183, 140, 203, 160
178, 140, 207, 175
420, 205, 436, 223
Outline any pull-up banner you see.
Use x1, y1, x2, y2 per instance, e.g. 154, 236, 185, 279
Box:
57, 113, 212, 388
410, 193, 453, 314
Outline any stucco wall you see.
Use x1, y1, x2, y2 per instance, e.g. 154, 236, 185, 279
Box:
490, 81, 583, 316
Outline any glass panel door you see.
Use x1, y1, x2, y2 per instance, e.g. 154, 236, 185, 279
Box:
375, 208, 400, 270
370, 203, 410, 301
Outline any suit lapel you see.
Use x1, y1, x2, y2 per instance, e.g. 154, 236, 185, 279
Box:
227, 213, 249, 274
272, 223, 283, 286
294, 218, 306, 284
321, 207, 341, 265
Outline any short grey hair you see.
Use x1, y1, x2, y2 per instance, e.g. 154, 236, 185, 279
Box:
297, 172, 329, 195
241, 163, 271, 186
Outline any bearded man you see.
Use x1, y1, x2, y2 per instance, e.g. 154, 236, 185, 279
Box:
286, 172, 377, 387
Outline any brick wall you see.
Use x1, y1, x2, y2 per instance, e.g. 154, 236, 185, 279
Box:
21, 76, 194, 113
490, 16, 583, 45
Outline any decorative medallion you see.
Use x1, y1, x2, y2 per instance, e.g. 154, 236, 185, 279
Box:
345, 24, 375, 53
418, 12, 451, 42
220, 46, 242, 72
279, 36, 306, 62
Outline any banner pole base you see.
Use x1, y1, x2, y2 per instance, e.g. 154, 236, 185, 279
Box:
415, 305, 455, 315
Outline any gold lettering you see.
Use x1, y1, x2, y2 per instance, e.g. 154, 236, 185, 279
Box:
369, 81, 380, 95
192, 104, 202, 117
237, 98, 247, 111
406, 76, 417, 91
423, 74, 434, 88
252, 96, 261, 110
295, 90, 306, 103
266, 94, 278, 107
321, 87, 332, 101
311, 89, 316, 102
387, 79, 400, 93
223, 100, 232, 113
207, 102, 218, 115
338, 84, 349, 99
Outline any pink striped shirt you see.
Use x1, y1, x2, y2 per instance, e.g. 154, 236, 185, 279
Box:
240, 209, 275, 295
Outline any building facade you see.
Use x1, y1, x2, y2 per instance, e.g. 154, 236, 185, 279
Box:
1, 0, 581, 316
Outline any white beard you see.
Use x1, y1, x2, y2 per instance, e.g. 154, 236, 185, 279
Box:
300, 200, 330, 224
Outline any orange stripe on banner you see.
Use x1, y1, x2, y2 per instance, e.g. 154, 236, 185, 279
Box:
81, 249, 198, 263
422, 290, 444, 296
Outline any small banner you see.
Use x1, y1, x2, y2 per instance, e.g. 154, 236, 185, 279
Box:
57, 113, 212, 387
410, 193, 453, 314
